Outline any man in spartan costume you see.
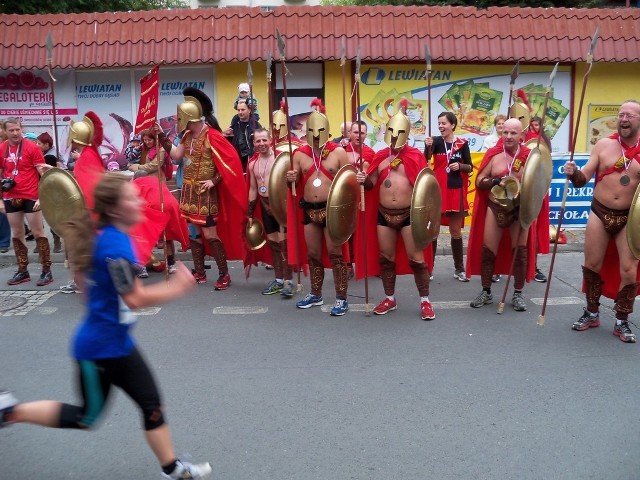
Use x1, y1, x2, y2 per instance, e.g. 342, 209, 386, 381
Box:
157, 88, 247, 291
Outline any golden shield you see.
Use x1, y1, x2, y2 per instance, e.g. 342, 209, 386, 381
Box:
274, 140, 300, 156
627, 182, 640, 260
268, 151, 291, 227
519, 146, 553, 229
489, 176, 521, 212
38, 168, 86, 234
410, 167, 442, 250
245, 218, 267, 251
326, 164, 359, 246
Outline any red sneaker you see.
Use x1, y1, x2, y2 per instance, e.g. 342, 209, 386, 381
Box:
421, 300, 435, 321
373, 298, 397, 315
214, 273, 231, 291
193, 272, 207, 284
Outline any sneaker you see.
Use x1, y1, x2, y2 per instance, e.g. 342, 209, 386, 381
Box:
421, 300, 436, 320
137, 266, 149, 279
36, 271, 53, 286
296, 293, 323, 309
614, 322, 637, 343
0, 390, 18, 427
534, 268, 547, 283
161, 460, 212, 480
193, 271, 207, 284
512, 292, 527, 311
264, 263, 274, 270
168, 263, 177, 274
492, 274, 502, 283
572, 308, 600, 331
280, 280, 294, 298
373, 298, 397, 315
470, 290, 493, 308
453, 270, 469, 282
59, 280, 80, 294
262, 279, 283, 295
429, 272, 434, 281
330, 298, 349, 316
214, 273, 231, 291
0, 247, 9, 253
7, 270, 30, 286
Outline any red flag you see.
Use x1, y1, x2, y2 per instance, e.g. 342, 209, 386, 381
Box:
134, 65, 159, 134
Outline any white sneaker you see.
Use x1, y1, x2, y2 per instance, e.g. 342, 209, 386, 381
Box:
162, 460, 212, 479
59, 280, 80, 294
138, 266, 149, 279
168, 263, 177, 274
0, 390, 18, 427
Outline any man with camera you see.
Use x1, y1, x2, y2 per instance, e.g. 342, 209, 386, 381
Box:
0, 118, 52, 286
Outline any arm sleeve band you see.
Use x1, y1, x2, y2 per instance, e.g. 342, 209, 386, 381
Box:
569, 169, 587, 188
107, 258, 136, 295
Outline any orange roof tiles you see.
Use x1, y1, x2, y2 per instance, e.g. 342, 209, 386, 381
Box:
1, 5, 638, 70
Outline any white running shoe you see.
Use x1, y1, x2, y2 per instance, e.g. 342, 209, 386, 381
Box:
162, 460, 212, 479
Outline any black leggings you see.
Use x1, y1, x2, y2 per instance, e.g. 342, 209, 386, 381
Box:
59, 346, 165, 431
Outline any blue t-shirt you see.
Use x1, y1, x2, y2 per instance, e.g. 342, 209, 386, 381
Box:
73, 225, 139, 360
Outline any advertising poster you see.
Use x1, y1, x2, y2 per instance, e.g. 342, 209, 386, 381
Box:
0, 69, 78, 126
587, 104, 619, 151
358, 64, 572, 154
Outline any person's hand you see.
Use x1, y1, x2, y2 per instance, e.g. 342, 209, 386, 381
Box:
356, 171, 367, 184
564, 160, 576, 176
424, 137, 434, 146
152, 123, 162, 135
36, 164, 54, 175
449, 162, 460, 172
247, 217, 253, 227
223, 127, 233, 137
198, 179, 214, 190
128, 164, 139, 172
71, 150, 80, 160
286, 170, 298, 183
339, 138, 349, 147
33, 199, 41, 211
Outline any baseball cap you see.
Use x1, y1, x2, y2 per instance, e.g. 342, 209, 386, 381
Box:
238, 83, 250, 93
24, 132, 37, 140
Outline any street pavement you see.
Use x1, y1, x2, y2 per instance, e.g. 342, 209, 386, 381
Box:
1, 240, 639, 480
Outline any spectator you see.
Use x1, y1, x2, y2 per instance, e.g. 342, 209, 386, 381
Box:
233, 83, 259, 120
224, 99, 262, 171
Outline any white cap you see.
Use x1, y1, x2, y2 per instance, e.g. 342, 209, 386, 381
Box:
238, 83, 250, 93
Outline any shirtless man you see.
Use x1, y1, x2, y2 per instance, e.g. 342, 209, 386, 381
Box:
246, 128, 294, 297
285, 111, 350, 316
344, 121, 375, 170
356, 112, 434, 321
467, 118, 535, 312
564, 100, 640, 343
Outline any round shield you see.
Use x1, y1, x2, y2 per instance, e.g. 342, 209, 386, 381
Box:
627, 183, 640, 260
519, 146, 553, 229
274, 140, 300, 156
490, 176, 520, 212
246, 218, 266, 251
410, 168, 442, 250
524, 138, 551, 158
268, 151, 291, 227
38, 168, 86, 234
326, 164, 359, 246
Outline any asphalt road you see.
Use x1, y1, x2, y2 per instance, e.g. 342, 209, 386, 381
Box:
1, 250, 638, 480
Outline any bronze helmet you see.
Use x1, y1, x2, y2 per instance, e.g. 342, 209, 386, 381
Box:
177, 95, 204, 133
67, 115, 95, 146
306, 111, 330, 147
272, 108, 288, 140
509, 102, 531, 132
384, 112, 411, 150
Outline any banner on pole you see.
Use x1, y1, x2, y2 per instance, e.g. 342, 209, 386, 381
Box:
134, 65, 159, 134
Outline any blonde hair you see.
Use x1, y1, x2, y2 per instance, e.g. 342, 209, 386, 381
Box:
62, 174, 130, 274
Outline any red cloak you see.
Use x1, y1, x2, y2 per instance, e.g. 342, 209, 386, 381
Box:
354, 145, 433, 280
465, 145, 537, 281
74, 146, 105, 211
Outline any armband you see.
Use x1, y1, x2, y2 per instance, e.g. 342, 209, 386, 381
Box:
211, 171, 222, 187
158, 133, 173, 155
107, 258, 136, 295
247, 199, 258, 218
569, 169, 587, 188
478, 176, 500, 191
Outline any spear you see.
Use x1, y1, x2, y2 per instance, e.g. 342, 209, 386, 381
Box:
45, 32, 61, 165
497, 62, 558, 314
508, 61, 520, 114
538, 27, 599, 327
354, 47, 370, 315
340, 37, 348, 145
276, 29, 303, 292
424, 44, 433, 164
247, 60, 257, 139
266, 50, 276, 152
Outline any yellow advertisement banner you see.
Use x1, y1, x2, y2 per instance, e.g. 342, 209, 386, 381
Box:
587, 104, 619, 150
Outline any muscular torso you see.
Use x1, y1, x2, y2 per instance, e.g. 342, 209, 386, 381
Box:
250, 153, 275, 199
484, 151, 525, 182
295, 149, 342, 202
377, 155, 413, 209
593, 138, 640, 210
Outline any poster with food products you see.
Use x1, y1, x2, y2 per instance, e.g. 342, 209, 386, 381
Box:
587, 104, 619, 150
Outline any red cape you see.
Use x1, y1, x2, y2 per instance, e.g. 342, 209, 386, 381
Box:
465, 145, 537, 281
354, 145, 433, 280
201, 128, 248, 261
74, 146, 105, 211
286, 142, 349, 269
243, 153, 273, 275
593, 240, 640, 300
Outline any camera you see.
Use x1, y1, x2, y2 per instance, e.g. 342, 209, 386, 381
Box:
1, 178, 15, 192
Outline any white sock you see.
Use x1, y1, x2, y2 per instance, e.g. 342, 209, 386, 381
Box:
276, 278, 283, 284
387, 295, 395, 301
421, 296, 429, 302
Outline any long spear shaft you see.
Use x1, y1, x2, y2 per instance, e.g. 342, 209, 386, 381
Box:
266, 51, 275, 152
424, 44, 433, 164
277, 29, 303, 291
45, 33, 61, 164
340, 38, 348, 143
538, 27, 600, 327
354, 47, 370, 315
497, 62, 558, 314
247, 61, 257, 135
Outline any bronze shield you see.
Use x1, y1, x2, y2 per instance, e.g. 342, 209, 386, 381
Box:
38, 168, 86, 234
274, 140, 300, 156
519, 146, 553, 229
627, 183, 640, 260
268, 151, 291, 227
326, 164, 359, 246
410, 167, 442, 250
246, 218, 267, 251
